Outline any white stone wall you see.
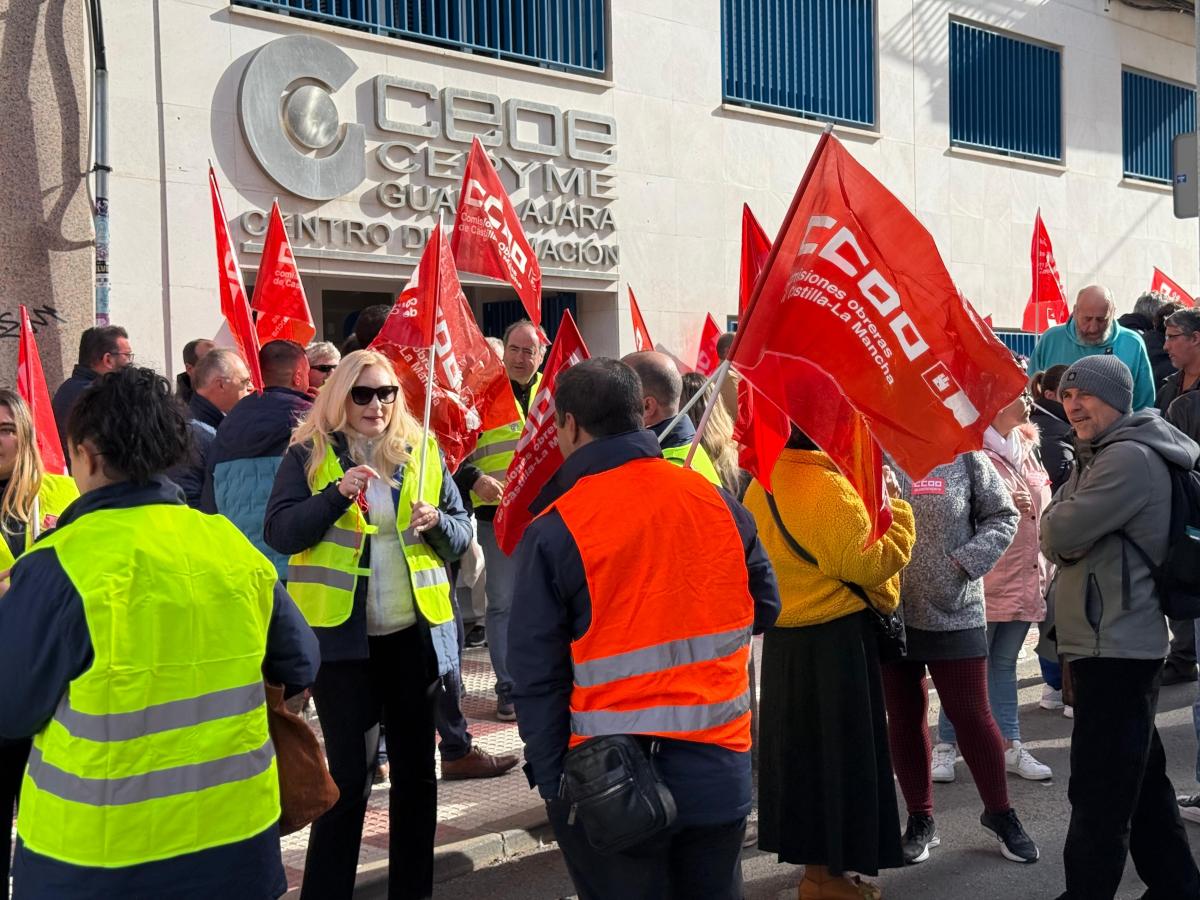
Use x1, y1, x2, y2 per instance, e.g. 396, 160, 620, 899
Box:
102, 0, 1198, 374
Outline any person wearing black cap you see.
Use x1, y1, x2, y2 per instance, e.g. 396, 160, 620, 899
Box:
1042, 354, 1200, 900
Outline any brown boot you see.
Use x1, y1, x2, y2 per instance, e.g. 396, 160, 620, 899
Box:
799, 865, 882, 899
440, 746, 520, 780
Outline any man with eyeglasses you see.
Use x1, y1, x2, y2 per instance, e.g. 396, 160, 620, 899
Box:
457, 319, 545, 721
167, 349, 253, 508
51, 325, 134, 459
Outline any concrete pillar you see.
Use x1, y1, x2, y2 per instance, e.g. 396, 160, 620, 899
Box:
0, 0, 95, 388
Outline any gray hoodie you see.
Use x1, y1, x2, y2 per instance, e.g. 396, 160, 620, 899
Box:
1041, 410, 1200, 660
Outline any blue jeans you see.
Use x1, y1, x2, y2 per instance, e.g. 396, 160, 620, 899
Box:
939, 620, 1031, 744
1040, 655, 1062, 691
478, 519, 516, 702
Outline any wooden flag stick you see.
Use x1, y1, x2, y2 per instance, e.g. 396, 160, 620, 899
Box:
683, 359, 732, 468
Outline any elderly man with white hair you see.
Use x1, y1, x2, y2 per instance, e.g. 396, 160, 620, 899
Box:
1030, 285, 1156, 410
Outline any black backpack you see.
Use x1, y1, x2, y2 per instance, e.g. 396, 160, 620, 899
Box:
1120, 458, 1200, 620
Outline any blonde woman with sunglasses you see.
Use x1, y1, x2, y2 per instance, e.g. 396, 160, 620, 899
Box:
264, 350, 471, 900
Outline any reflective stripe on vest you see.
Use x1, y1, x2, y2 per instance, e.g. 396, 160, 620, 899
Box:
0, 473, 79, 571
469, 372, 541, 507
17, 504, 279, 868
661, 443, 721, 487
287, 438, 453, 628
547, 457, 755, 753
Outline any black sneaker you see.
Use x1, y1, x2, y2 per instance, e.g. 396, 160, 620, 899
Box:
901, 812, 940, 864
464, 625, 487, 648
981, 808, 1039, 863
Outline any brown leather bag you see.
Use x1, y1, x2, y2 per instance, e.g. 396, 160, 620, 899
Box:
264, 682, 339, 835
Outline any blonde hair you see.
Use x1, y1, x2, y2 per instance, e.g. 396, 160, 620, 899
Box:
0, 390, 45, 529
291, 350, 422, 488
682, 377, 741, 494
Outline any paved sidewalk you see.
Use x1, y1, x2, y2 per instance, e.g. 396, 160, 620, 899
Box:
280, 646, 543, 893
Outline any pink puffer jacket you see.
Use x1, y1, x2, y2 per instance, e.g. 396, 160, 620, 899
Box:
982, 424, 1052, 622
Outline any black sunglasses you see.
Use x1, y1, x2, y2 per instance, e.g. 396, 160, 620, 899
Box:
312, 364, 337, 374
350, 385, 399, 406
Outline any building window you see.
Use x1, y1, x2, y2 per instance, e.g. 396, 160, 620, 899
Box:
1123, 69, 1196, 184
232, 1, 607, 76
721, 0, 876, 128
949, 21, 1061, 163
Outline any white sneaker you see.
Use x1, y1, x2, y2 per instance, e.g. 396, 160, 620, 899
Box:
1039, 686, 1064, 710
1179, 794, 1200, 824
931, 742, 957, 783
1005, 741, 1052, 781
1063, 705, 1074, 719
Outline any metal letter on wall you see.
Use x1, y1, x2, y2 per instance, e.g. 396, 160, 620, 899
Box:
239, 35, 365, 201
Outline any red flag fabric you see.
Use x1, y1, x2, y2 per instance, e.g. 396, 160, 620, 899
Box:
1152, 267, 1195, 308
731, 376, 790, 491
209, 166, 264, 392
17, 306, 66, 475
371, 229, 508, 472
628, 287, 654, 352
252, 201, 316, 346
493, 311, 589, 554
451, 137, 542, 325
695, 314, 722, 376
740, 204, 772, 317
1021, 210, 1070, 334
732, 134, 1026, 523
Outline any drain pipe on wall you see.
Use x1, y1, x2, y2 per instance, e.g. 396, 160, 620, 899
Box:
88, 0, 111, 325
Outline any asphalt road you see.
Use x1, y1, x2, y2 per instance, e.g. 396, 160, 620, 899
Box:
417, 672, 1200, 900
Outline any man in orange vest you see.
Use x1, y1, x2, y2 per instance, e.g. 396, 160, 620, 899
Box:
508, 358, 780, 899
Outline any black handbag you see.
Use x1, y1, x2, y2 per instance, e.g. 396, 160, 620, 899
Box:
560, 734, 677, 854
764, 492, 907, 660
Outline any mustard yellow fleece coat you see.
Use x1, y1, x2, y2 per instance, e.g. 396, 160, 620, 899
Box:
743, 450, 916, 628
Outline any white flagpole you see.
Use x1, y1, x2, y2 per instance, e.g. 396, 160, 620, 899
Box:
682, 359, 732, 469
656, 363, 727, 446
416, 212, 442, 500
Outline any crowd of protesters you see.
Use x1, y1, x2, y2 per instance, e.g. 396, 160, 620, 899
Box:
0, 285, 1199, 899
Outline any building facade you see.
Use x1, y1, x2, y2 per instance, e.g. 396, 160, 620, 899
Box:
11, 0, 1200, 377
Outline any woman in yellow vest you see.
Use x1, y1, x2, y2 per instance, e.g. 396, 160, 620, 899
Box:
0, 367, 319, 899
0, 390, 77, 900
263, 349, 471, 900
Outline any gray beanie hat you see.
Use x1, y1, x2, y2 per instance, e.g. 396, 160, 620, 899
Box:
1060, 355, 1133, 414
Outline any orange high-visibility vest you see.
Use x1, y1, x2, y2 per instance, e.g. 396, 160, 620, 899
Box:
546, 456, 755, 752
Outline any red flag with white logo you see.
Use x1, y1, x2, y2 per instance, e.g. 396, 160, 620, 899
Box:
1151, 267, 1195, 308
371, 227, 508, 472
695, 314, 722, 376
208, 166, 264, 392
451, 137, 542, 326
252, 201, 316, 346
731, 134, 1025, 532
494, 311, 589, 554
17, 306, 66, 476
628, 286, 654, 352
1022, 210, 1070, 334
740, 204, 772, 317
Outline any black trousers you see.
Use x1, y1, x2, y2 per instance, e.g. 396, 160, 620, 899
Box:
301, 626, 439, 900
1, 739, 29, 900
548, 800, 746, 900
1167, 618, 1197, 672
1063, 657, 1200, 900
434, 588, 471, 762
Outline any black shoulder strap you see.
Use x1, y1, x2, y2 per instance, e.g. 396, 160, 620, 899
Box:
763, 491, 881, 613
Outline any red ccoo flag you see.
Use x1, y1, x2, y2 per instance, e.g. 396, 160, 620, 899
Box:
731, 134, 1026, 540
451, 137, 542, 326
17, 306, 67, 475
739, 204, 772, 317
1151, 267, 1195, 308
628, 286, 654, 352
695, 314, 722, 376
209, 165, 264, 392
1022, 210, 1070, 334
252, 201, 316, 346
493, 311, 589, 554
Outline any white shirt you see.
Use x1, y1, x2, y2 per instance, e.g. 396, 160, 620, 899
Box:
364, 477, 417, 635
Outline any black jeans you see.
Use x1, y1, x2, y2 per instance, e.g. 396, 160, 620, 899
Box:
1063, 657, 1200, 900
548, 800, 746, 900
1, 739, 30, 900
1167, 618, 1197, 672
301, 626, 439, 900
435, 588, 472, 762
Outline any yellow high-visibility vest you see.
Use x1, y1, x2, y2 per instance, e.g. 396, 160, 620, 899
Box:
0, 473, 79, 570
17, 503, 280, 867
662, 442, 722, 488
465, 372, 542, 508
286, 437, 453, 628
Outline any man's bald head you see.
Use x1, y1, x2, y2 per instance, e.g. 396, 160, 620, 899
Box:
621, 350, 682, 427
1074, 285, 1116, 345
